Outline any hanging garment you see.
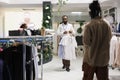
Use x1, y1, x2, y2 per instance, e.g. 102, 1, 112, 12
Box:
0, 45, 26, 80
0, 59, 3, 80
26, 45, 35, 80
118, 23, 120, 32
58, 35, 77, 60
109, 35, 117, 66
0, 44, 35, 80
32, 45, 39, 79
113, 38, 120, 67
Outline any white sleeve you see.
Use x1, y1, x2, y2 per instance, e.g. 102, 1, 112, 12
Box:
56, 24, 64, 36
70, 24, 76, 35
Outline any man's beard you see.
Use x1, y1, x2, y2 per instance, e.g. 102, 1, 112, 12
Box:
63, 21, 67, 24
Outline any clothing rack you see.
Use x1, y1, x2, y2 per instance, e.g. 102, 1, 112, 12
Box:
0, 35, 53, 80
112, 32, 120, 36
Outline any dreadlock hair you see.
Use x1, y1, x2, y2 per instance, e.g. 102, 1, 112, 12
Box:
89, 0, 102, 19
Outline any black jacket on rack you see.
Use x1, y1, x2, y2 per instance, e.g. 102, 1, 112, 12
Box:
26, 45, 35, 80
0, 44, 35, 80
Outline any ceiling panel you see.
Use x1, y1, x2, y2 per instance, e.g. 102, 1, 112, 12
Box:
0, 0, 118, 23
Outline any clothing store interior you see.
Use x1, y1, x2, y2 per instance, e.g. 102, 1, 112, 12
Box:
0, 0, 120, 80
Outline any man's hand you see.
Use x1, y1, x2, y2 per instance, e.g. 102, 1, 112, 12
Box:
63, 31, 68, 34
69, 30, 72, 34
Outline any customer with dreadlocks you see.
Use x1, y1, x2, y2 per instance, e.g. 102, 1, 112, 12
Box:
82, 0, 112, 80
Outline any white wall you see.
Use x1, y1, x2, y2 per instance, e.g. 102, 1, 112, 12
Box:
116, 2, 120, 24
0, 0, 9, 3
4, 11, 42, 37
0, 7, 42, 37
0, 8, 4, 38
117, 8, 120, 24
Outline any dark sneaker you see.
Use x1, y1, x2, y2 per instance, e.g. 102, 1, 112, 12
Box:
66, 68, 70, 72
62, 66, 65, 69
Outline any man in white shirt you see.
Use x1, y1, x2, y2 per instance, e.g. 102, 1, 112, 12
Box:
57, 15, 77, 72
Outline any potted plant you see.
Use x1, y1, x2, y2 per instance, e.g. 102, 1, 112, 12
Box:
77, 22, 84, 34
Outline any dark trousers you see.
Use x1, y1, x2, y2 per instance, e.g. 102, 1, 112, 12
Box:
82, 63, 109, 80
62, 59, 70, 69
0, 59, 3, 80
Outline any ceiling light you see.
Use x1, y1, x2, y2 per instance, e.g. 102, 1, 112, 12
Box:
47, 16, 51, 19
45, 20, 49, 23
71, 12, 82, 15
45, 6, 49, 10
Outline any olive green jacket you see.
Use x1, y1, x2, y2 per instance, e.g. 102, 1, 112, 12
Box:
83, 17, 112, 67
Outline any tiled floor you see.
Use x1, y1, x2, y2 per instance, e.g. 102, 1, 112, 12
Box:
38, 55, 120, 80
